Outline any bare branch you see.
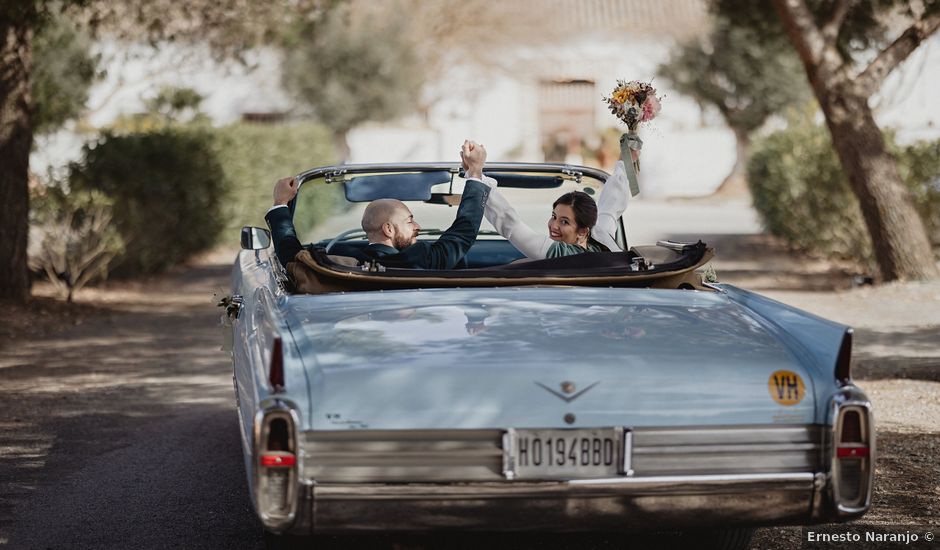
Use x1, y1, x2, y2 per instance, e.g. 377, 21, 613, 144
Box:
821, 0, 854, 45
858, 10, 940, 92
771, 0, 827, 69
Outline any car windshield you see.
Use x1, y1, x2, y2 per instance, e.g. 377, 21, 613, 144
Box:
291, 165, 623, 248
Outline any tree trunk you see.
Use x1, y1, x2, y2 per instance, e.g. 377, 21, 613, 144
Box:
818, 86, 938, 281
712, 126, 751, 198
0, 20, 34, 303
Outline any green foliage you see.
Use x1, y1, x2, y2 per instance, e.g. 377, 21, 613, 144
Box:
144, 85, 207, 124
657, 16, 811, 133
712, 0, 900, 62
29, 186, 124, 301
281, 4, 426, 139
31, 11, 101, 135
69, 128, 230, 276
895, 139, 940, 246
748, 113, 940, 262
748, 111, 871, 262
62, 121, 341, 277
213, 121, 342, 240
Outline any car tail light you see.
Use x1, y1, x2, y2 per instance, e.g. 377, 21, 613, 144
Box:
832, 404, 874, 513
254, 405, 299, 530
269, 337, 285, 392
834, 329, 853, 384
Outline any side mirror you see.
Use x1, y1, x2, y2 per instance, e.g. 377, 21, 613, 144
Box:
241, 226, 272, 250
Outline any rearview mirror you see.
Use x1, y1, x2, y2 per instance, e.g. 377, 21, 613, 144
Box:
241, 226, 271, 250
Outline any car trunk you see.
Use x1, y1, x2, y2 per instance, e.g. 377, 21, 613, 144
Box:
283, 287, 817, 430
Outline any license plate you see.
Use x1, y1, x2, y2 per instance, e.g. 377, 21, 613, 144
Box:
508, 428, 624, 479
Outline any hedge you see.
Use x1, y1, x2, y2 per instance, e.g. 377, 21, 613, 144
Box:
67, 121, 341, 277
213, 121, 341, 240
748, 115, 940, 265
71, 127, 229, 277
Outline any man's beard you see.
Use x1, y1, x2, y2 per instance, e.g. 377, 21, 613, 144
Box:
393, 232, 416, 250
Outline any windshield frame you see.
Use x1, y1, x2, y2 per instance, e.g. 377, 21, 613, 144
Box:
290, 162, 626, 250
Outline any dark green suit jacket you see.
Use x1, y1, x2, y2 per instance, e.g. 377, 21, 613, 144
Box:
265, 179, 490, 270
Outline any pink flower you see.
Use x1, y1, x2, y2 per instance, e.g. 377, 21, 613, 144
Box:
640, 95, 661, 122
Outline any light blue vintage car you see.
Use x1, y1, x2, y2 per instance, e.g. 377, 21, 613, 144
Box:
222, 163, 873, 549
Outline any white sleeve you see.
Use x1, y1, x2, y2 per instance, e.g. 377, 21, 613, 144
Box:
483, 183, 554, 259
591, 160, 630, 252
473, 175, 498, 190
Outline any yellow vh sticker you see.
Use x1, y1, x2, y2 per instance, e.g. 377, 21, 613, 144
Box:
768, 370, 805, 406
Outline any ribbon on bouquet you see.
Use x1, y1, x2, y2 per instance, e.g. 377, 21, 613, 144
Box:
619, 132, 643, 197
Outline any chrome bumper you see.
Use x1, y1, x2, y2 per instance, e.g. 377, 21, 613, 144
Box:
295, 472, 817, 533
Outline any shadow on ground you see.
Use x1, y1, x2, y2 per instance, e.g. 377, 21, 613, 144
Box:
666, 233, 866, 291
0, 261, 263, 548
854, 326, 940, 382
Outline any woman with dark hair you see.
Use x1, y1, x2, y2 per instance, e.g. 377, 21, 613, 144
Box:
483, 160, 631, 258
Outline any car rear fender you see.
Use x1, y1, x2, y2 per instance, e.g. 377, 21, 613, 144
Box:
716, 284, 853, 424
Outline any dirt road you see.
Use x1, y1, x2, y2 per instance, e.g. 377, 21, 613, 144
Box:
0, 262, 264, 548
0, 232, 937, 549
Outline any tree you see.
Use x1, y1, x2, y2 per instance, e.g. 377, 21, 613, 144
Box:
658, 16, 812, 196
0, 0, 332, 303
0, 3, 42, 303
144, 85, 206, 124
716, 0, 940, 281
281, 4, 425, 162
32, 11, 101, 135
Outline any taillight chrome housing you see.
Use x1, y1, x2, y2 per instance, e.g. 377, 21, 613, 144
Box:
829, 387, 874, 516
253, 402, 300, 530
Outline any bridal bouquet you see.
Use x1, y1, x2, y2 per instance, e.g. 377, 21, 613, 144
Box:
603, 80, 661, 196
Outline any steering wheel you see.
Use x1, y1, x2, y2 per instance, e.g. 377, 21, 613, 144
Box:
325, 229, 368, 253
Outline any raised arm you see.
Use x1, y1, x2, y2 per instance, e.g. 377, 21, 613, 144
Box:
484, 185, 554, 259
265, 176, 303, 266
591, 160, 630, 252
394, 141, 491, 270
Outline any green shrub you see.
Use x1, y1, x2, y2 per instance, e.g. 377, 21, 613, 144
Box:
29, 186, 124, 301
67, 122, 342, 278
748, 114, 940, 264
213, 121, 342, 240
70, 128, 229, 276
895, 139, 940, 247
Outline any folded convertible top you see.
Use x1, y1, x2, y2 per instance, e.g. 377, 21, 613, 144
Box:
285, 242, 714, 295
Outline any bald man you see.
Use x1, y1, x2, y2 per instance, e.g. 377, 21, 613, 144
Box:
265, 140, 491, 270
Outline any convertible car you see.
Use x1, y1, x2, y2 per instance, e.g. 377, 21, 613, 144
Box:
221, 163, 873, 549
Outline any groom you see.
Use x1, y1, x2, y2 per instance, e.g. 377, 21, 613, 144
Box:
265, 140, 492, 270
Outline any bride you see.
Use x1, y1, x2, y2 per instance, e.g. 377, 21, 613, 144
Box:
474, 159, 632, 259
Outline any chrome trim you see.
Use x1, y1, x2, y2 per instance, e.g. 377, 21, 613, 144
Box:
631, 425, 824, 476
301, 472, 816, 532
828, 385, 875, 518
622, 428, 634, 476
299, 425, 824, 483
502, 428, 516, 480
252, 401, 302, 531
703, 281, 725, 293
301, 429, 504, 482
314, 472, 814, 497
296, 162, 611, 186
535, 380, 600, 403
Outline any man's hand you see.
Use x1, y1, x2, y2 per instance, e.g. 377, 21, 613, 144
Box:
273, 176, 298, 206
460, 140, 486, 180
